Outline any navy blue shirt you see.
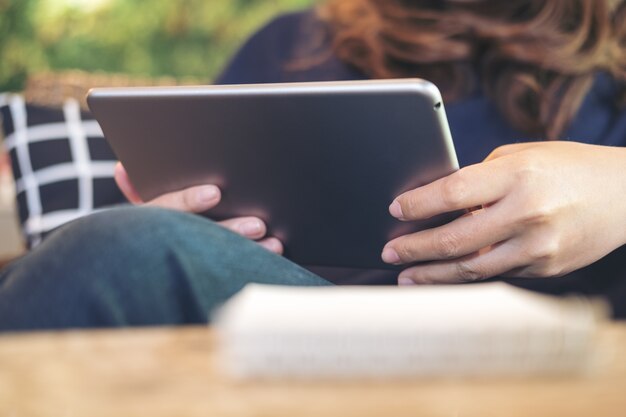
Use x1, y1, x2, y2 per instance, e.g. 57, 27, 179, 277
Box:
216, 11, 626, 312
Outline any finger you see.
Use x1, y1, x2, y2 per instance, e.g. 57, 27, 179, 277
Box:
114, 162, 143, 204
382, 205, 517, 265
390, 159, 514, 221
218, 217, 267, 240
500, 267, 530, 279
258, 237, 284, 255
396, 241, 525, 285
147, 184, 221, 213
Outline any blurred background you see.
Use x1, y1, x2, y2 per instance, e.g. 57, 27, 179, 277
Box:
0, 0, 316, 92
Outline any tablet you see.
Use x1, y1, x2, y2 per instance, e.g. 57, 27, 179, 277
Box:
87, 79, 461, 270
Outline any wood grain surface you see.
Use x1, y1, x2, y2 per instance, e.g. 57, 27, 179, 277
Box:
0, 324, 624, 417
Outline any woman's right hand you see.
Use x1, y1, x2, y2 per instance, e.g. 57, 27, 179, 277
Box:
114, 162, 283, 254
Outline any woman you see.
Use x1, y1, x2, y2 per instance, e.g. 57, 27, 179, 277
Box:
1, 0, 625, 330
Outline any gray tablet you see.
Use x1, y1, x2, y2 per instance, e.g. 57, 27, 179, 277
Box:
87, 79, 461, 270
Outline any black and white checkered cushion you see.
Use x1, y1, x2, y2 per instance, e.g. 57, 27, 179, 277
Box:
0, 93, 126, 247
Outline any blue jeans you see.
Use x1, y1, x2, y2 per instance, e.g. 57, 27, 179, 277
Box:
0, 207, 331, 332
1, 207, 625, 332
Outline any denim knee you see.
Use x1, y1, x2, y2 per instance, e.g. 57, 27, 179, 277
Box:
0, 206, 328, 331
0, 207, 235, 329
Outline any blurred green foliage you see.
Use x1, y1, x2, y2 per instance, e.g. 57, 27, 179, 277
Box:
0, 0, 316, 91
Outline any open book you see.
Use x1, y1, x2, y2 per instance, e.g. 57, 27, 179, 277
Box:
215, 283, 608, 379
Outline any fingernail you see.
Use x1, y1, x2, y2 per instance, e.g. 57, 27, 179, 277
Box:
240, 219, 262, 236
197, 186, 219, 204
260, 239, 282, 253
389, 200, 403, 219
382, 247, 401, 264
398, 277, 416, 286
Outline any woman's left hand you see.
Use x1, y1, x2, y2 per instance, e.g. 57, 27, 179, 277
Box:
382, 142, 626, 285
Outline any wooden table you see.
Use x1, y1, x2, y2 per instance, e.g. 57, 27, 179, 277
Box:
1, 324, 625, 417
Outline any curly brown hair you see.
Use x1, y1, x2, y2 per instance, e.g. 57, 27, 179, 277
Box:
317, 0, 626, 140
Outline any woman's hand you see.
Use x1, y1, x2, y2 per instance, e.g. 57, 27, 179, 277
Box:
382, 142, 626, 285
114, 162, 283, 254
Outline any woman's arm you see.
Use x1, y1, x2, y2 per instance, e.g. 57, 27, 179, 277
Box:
382, 142, 626, 284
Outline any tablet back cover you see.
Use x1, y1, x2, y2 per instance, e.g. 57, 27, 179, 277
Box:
88, 80, 461, 270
